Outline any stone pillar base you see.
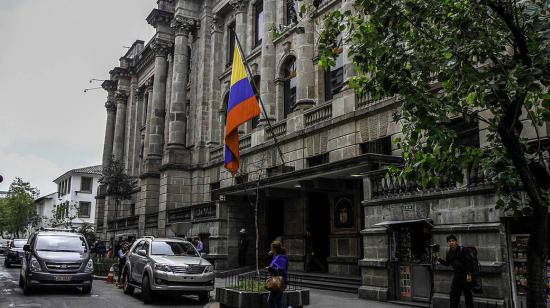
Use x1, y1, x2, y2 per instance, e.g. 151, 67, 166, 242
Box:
358, 286, 389, 301
162, 146, 191, 167
142, 157, 162, 176
293, 98, 315, 111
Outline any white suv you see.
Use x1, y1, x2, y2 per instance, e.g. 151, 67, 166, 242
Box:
122, 237, 214, 304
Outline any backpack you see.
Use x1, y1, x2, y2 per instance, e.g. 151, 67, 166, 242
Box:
460, 246, 483, 294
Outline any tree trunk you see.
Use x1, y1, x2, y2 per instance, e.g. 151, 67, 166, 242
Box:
498, 117, 549, 308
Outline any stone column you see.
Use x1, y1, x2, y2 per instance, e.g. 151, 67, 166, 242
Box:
102, 99, 117, 168
168, 16, 194, 149
230, 0, 249, 53
294, 0, 315, 110
112, 91, 128, 161
145, 39, 172, 169
143, 80, 154, 160
207, 15, 223, 145
341, 0, 356, 86
259, 0, 277, 124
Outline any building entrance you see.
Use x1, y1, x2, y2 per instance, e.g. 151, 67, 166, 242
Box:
306, 193, 330, 273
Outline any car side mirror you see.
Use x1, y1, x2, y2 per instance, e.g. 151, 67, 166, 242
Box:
23, 244, 30, 252
137, 249, 147, 257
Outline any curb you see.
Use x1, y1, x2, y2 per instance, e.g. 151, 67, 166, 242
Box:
93, 275, 108, 280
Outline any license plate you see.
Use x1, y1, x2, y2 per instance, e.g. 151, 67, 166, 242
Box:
55, 275, 72, 281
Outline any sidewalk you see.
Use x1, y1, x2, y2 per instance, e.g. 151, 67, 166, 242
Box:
204, 284, 405, 308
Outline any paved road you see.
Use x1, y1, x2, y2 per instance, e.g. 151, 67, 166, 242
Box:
0, 256, 212, 308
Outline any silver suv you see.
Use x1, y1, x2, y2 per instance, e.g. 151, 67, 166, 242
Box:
122, 236, 214, 304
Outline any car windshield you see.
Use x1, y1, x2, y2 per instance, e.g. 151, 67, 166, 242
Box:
151, 241, 199, 257
12, 240, 26, 248
36, 235, 87, 253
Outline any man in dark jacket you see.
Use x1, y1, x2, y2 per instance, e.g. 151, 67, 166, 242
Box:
238, 229, 249, 267
437, 234, 474, 308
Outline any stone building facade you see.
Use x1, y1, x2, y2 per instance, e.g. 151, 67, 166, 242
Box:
95, 0, 549, 307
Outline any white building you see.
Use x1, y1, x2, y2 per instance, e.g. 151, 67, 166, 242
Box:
34, 192, 57, 229
49, 165, 102, 228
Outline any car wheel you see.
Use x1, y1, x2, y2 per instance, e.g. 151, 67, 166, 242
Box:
123, 271, 134, 295
141, 275, 154, 304
198, 291, 210, 303
22, 276, 32, 295
82, 285, 92, 294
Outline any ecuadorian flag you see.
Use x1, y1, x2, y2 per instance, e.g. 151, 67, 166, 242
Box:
224, 46, 261, 175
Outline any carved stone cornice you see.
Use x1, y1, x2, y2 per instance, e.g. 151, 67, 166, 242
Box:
151, 39, 173, 57
101, 80, 118, 92
135, 86, 146, 99
105, 100, 117, 112
171, 15, 197, 37
229, 0, 249, 13
146, 9, 173, 28
115, 91, 129, 104
109, 67, 130, 79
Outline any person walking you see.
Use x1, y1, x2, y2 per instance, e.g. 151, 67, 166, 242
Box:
193, 236, 204, 253
266, 241, 288, 308
238, 228, 249, 267
117, 242, 129, 288
436, 235, 474, 308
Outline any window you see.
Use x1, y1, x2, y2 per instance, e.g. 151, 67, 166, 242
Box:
449, 118, 480, 148
220, 93, 230, 141
324, 43, 344, 101
67, 177, 71, 194
250, 75, 261, 129
130, 203, 136, 217
132, 240, 145, 253
254, 1, 264, 47
80, 176, 93, 192
78, 201, 91, 218
307, 153, 329, 167
282, 57, 297, 118
285, 0, 299, 25
227, 23, 236, 67
360, 136, 392, 155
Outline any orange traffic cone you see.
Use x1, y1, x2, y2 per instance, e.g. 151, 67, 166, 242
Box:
105, 265, 114, 284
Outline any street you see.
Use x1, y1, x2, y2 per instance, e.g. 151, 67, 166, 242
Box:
0, 256, 211, 308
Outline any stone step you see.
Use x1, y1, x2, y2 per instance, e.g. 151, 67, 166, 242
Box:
299, 279, 360, 293
387, 300, 431, 307
296, 272, 362, 284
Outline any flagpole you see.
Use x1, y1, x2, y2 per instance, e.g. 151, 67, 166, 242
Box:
232, 30, 286, 168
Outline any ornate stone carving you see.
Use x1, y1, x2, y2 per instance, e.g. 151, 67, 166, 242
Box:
146, 8, 173, 28
171, 15, 197, 36
145, 78, 154, 92
151, 39, 173, 57
101, 80, 118, 92
105, 100, 117, 112
210, 15, 222, 34
229, 0, 249, 13
115, 91, 129, 104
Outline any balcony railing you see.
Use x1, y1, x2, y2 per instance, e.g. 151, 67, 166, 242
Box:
369, 163, 491, 200
239, 134, 252, 150
210, 146, 223, 160
356, 94, 399, 109
304, 102, 332, 128
265, 120, 287, 139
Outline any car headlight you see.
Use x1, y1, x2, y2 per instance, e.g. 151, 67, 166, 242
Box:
30, 257, 42, 272
85, 259, 94, 273
204, 265, 214, 273
154, 264, 171, 272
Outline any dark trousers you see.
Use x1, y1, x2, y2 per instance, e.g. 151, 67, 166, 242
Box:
268, 291, 283, 308
238, 248, 246, 267
450, 273, 474, 308
117, 259, 125, 283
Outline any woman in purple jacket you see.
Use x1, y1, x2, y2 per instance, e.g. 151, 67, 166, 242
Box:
267, 241, 288, 308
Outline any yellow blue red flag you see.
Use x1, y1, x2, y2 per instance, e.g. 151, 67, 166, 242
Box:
224, 46, 261, 175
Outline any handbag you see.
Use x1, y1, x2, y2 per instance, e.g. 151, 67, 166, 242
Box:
265, 275, 285, 292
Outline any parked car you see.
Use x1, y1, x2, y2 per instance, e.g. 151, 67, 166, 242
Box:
19, 228, 93, 295
122, 236, 214, 304
4, 239, 27, 267
0, 239, 11, 255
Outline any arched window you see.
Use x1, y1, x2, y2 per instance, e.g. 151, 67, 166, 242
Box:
282, 57, 297, 118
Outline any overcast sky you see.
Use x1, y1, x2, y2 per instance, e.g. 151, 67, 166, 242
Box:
0, 0, 156, 196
